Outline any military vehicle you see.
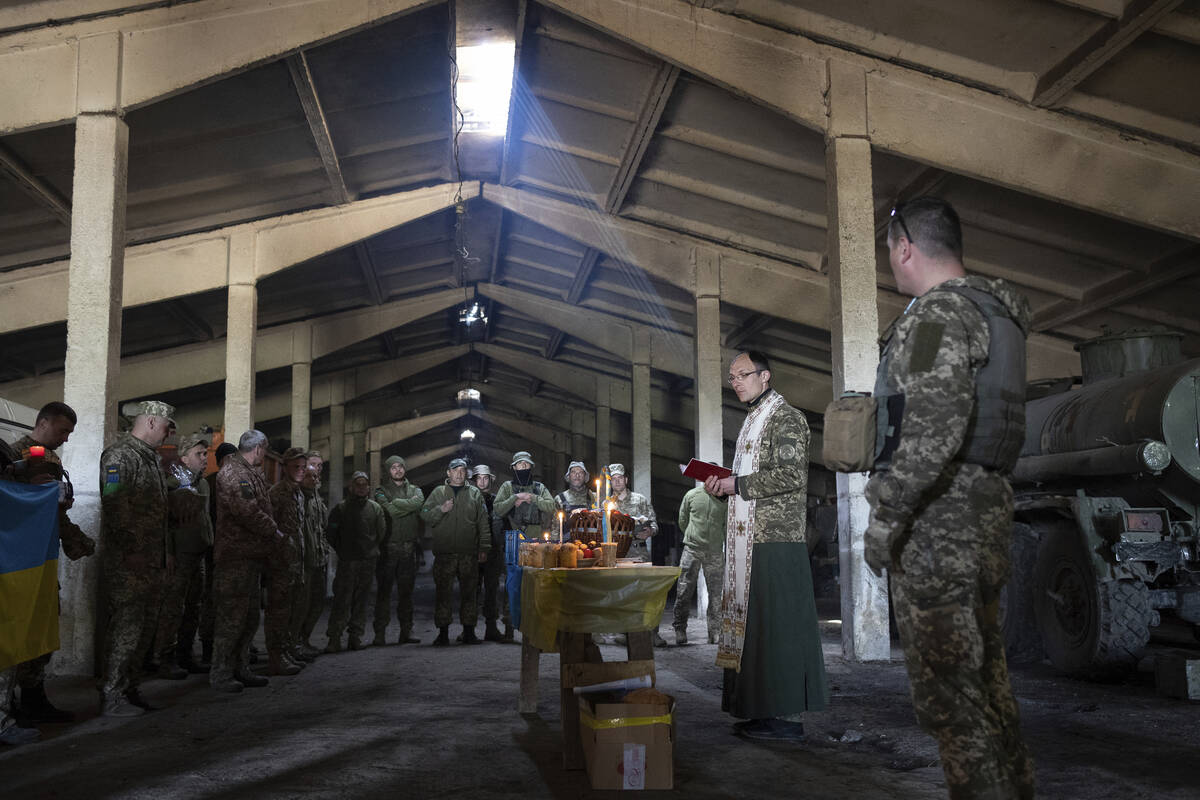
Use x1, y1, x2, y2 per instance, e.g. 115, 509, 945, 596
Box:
1001, 329, 1200, 677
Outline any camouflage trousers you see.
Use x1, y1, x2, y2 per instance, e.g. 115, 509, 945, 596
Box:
673, 545, 724, 641
374, 542, 419, 639
152, 551, 212, 662
0, 653, 52, 731
479, 547, 509, 626
433, 553, 479, 629
327, 557, 376, 643
265, 543, 301, 656
293, 562, 327, 646
209, 558, 267, 684
888, 466, 1035, 800
99, 558, 165, 695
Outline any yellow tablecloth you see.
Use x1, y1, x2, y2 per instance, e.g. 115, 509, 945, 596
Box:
519, 564, 680, 653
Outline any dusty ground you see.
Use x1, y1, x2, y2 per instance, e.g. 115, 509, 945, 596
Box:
1, 568, 1196, 799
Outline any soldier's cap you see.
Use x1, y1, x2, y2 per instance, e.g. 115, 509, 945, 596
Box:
472, 464, 494, 478
178, 432, 210, 454
448, 458, 468, 471
511, 450, 534, 467
121, 399, 176, 423
281, 447, 308, 464
564, 461, 589, 481
607, 463, 626, 476
215, 442, 238, 462
384, 455, 406, 469
305, 450, 323, 462
351, 471, 370, 483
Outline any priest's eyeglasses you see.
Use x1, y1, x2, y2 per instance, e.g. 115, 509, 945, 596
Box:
727, 369, 763, 385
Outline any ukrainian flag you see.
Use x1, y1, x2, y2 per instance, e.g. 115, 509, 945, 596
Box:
0, 481, 60, 671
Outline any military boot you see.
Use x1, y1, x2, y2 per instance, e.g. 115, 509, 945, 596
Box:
282, 651, 306, 670
484, 620, 504, 642
432, 627, 450, 647
125, 687, 159, 711
268, 653, 301, 676
348, 636, 366, 651
180, 651, 211, 674
100, 692, 144, 718
674, 626, 688, 646
234, 670, 269, 688
398, 629, 419, 645
325, 637, 343, 654
210, 677, 244, 693
461, 627, 482, 645
157, 657, 187, 681
501, 623, 515, 643
18, 683, 73, 724
291, 645, 315, 663
372, 630, 388, 647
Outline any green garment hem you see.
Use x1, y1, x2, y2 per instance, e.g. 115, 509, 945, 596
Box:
723, 541, 829, 719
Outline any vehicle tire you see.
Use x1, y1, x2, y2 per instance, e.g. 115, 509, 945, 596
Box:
1032, 527, 1151, 677
998, 522, 1043, 665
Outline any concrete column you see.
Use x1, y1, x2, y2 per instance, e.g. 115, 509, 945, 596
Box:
290, 326, 312, 450
632, 330, 652, 501
56, 94, 129, 674
826, 59, 889, 662
595, 389, 611, 471
369, 448, 382, 489
693, 247, 723, 466
350, 409, 367, 475
328, 379, 347, 508
224, 231, 257, 437
571, 410, 588, 466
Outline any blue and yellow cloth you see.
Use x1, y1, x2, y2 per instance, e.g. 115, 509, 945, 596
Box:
0, 481, 60, 671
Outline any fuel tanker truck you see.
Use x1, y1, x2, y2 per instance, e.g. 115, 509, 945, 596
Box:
1001, 328, 1200, 676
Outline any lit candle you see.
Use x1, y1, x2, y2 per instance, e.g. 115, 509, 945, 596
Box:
604, 500, 613, 544
558, 510, 564, 544
595, 478, 601, 510
29, 445, 45, 457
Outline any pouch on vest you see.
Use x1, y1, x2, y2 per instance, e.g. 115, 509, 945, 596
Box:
822, 393, 877, 472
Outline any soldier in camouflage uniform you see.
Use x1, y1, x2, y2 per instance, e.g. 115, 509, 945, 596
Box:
151, 431, 214, 680
493, 451, 556, 539
294, 451, 329, 656
266, 448, 307, 675
210, 430, 286, 693
706, 352, 828, 742
865, 197, 1034, 800
421, 458, 490, 646
554, 461, 596, 513
674, 484, 727, 645
471, 465, 508, 642
373, 455, 424, 646
325, 472, 387, 652
97, 400, 174, 717
608, 464, 657, 559
4, 402, 95, 730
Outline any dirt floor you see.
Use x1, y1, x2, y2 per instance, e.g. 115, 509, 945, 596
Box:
1, 567, 1197, 799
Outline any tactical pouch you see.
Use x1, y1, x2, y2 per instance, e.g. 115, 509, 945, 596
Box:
822, 393, 878, 472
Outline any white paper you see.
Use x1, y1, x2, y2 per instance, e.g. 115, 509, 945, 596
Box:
622, 743, 646, 790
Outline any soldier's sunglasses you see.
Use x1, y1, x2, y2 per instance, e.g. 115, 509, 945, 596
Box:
890, 205, 914, 244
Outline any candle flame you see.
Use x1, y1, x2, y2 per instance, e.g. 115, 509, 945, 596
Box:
543, 533, 550, 542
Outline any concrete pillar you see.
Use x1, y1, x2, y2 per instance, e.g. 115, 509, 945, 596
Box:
369, 448, 382, 489
826, 59, 889, 662
56, 79, 129, 674
632, 329, 652, 501
693, 247, 723, 466
328, 379, 346, 508
224, 231, 257, 437
290, 326, 312, 450
595, 390, 611, 471
350, 409, 367, 475
571, 410, 589, 466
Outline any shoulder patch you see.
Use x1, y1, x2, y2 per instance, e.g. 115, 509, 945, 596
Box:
239, 480, 254, 500
105, 465, 120, 483
908, 321, 945, 374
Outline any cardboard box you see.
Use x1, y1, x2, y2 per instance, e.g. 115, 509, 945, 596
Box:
579, 694, 675, 790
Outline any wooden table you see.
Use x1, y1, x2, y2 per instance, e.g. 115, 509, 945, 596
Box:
516, 563, 680, 769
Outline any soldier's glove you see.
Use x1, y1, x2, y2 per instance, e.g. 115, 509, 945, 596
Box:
864, 518, 900, 577
60, 522, 96, 560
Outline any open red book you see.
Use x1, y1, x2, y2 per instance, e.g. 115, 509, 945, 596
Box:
679, 459, 732, 482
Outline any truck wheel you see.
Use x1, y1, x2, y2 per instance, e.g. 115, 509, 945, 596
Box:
1033, 528, 1151, 677
998, 523, 1043, 665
